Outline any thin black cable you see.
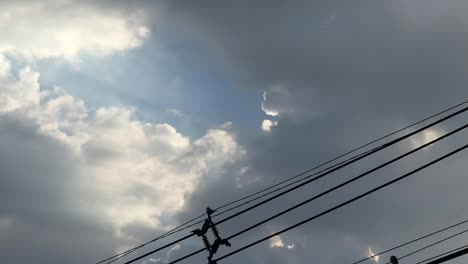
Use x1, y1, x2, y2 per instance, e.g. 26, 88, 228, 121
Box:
223, 124, 468, 241
102, 216, 206, 264
123, 107, 468, 264
353, 219, 468, 264
118, 234, 193, 264
100, 135, 368, 264
166, 129, 467, 264
105, 144, 372, 264
109, 145, 373, 264
384, 228, 468, 264
414, 244, 468, 264
425, 247, 468, 264
212, 99, 468, 213
96, 100, 468, 264
212, 144, 468, 263
210, 100, 468, 221
214, 106, 468, 227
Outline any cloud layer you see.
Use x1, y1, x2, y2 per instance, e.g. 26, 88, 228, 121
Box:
0, 0, 149, 61
0, 53, 245, 260
2, 1, 468, 264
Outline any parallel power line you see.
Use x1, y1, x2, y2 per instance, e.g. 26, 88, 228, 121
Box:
97, 100, 468, 264
208, 144, 468, 264
415, 244, 468, 264
96, 100, 468, 264
163, 141, 467, 264
165, 123, 468, 264
223, 124, 467, 240
353, 218, 468, 264
121, 107, 468, 264
99, 101, 468, 264
383, 228, 468, 264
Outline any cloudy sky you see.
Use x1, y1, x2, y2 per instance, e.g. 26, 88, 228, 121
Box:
1, 1, 468, 264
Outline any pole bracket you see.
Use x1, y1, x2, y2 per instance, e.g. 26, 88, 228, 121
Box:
192, 207, 231, 264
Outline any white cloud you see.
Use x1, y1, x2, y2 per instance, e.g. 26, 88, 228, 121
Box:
269, 235, 295, 249
261, 119, 278, 132
269, 235, 285, 248
368, 247, 380, 263
0, 55, 245, 243
166, 244, 181, 262
261, 84, 325, 121
0, 0, 149, 61
261, 85, 292, 117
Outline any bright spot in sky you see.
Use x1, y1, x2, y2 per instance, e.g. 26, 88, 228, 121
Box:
261, 119, 278, 131
410, 129, 443, 149
368, 248, 380, 263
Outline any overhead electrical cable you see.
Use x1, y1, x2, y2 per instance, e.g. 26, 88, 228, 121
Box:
98, 101, 468, 264
212, 108, 468, 228
164, 144, 467, 264
383, 228, 468, 264
414, 244, 468, 264
221, 124, 467, 242
211, 144, 468, 263
353, 218, 468, 264
122, 108, 468, 264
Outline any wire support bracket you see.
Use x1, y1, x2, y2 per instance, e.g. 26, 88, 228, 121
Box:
192, 207, 231, 264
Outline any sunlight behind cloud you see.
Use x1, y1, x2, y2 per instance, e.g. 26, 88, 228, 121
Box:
269, 236, 285, 248
368, 247, 380, 263
0, 54, 246, 245
261, 119, 278, 132
410, 129, 444, 149
0, 0, 149, 61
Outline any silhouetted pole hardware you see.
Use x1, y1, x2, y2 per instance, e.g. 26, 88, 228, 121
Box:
389, 255, 399, 264
192, 207, 231, 264
426, 247, 468, 264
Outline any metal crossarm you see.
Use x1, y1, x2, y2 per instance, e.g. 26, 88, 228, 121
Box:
192, 207, 231, 264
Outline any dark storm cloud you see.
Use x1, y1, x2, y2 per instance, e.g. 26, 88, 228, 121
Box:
2, 1, 468, 264
161, 0, 468, 116
136, 1, 468, 264
0, 114, 77, 219
0, 114, 119, 264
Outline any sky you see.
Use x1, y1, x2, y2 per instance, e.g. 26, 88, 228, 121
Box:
0, 1, 468, 264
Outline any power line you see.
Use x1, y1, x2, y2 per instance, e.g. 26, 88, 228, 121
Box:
96, 100, 468, 264
105, 152, 365, 263
415, 244, 468, 264
223, 124, 467, 242
123, 107, 468, 264
105, 152, 369, 264
213, 107, 468, 227
115, 234, 192, 264
109, 151, 373, 264
212, 102, 468, 226
166, 144, 468, 264
101, 217, 205, 264
195, 126, 466, 264
211, 99, 468, 214
209, 144, 468, 263
384, 228, 468, 264
353, 218, 468, 264
425, 247, 468, 263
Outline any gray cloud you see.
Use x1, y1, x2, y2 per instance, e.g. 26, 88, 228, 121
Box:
145, 1, 468, 263
161, 0, 468, 116
2, 1, 468, 264
0, 115, 119, 263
